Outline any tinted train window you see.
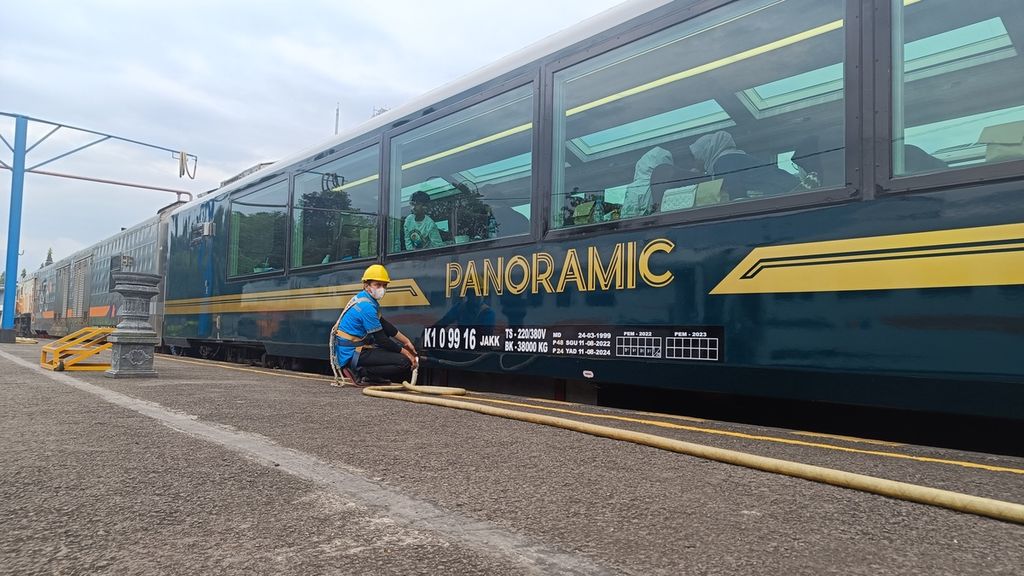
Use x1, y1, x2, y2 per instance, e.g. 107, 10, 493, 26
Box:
388, 84, 533, 253
892, 0, 1024, 176
291, 146, 379, 268
228, 180, 287, 277
551, 0, 845, 229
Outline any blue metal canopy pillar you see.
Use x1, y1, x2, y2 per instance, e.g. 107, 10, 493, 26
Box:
0, 112, 199, 343
0, 111, 198, 340
0, 115, 27, 342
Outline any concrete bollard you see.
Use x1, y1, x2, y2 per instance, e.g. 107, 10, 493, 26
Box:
105, 272, 161, 378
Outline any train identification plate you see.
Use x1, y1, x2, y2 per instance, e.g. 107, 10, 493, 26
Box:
422, 325, 724, 362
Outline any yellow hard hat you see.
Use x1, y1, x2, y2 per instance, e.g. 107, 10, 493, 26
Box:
362, 264, 391, 283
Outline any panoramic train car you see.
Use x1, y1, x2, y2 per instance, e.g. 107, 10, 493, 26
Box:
162, 0, 1023, 419
27, 202, 181, 337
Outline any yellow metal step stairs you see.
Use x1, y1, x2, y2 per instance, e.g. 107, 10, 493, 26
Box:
40, 327, 115, 371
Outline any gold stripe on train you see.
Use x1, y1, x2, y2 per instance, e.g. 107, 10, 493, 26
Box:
166, 280, 377, 305
164, 278, 429, 315
712, 222, 1024, 294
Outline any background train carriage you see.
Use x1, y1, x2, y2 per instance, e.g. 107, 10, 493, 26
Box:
12, 269, 36, 336
78, 0, 1024, 419
22, 203, 181, 338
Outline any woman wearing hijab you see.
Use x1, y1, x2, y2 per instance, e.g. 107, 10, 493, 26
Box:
621, 146, 674, 218
689, 131, 797, 200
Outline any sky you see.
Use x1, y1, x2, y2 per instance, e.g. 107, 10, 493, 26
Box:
0, 0, 626, 277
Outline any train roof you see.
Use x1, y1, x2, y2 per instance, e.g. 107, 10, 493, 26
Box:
29, 212, 163, 277
172, 0, 673, 214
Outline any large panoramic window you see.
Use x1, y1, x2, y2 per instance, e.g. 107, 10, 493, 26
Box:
552, 0, 846, 228
291, 146, 379, 268
229, 181, 288, 277
389, 84, 533, 253
892, 0, 1024, 176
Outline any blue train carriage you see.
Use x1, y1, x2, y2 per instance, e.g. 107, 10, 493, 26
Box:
162, 0, 1024, 419
23, 202, 181, 338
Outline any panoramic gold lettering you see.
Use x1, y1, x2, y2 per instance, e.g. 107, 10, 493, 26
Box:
461, 260, 481, 297
446, 263, 463, 298
533, 252, 554, 294
627, 241, 637, 289
588, 244, 624, 291
640, 239, 675, 287
557, 249, 587, 293
483, 257, 504, 296
446, 238, 675, 299
505, 255, 530, 295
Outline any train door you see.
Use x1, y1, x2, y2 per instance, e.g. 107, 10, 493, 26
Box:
54, 265, 70, 319
69, 256, 92, 331
35, 276, 47, 318
53, 264, 70, 335
195, 201, 217, 339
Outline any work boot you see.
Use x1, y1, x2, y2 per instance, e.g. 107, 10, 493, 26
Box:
357, 368, 390, 384
334, 367, 357, 387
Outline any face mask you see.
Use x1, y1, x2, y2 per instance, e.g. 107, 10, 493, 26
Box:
369, 286, 386, 300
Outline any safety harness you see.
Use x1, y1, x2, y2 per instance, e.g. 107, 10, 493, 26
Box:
328, 295, 376, 385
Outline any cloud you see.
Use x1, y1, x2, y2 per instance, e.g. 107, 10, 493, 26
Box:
1, 0, 626, 276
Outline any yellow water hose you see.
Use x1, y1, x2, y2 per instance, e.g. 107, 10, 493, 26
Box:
364, 370, 1024, 525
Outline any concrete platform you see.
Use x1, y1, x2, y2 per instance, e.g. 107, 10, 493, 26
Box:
1, 342, 1022, 575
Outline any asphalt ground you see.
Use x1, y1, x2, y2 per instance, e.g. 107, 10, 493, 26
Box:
1, 341, 1022, 575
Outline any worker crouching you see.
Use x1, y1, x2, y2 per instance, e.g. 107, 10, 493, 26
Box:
330, 264, 419, 384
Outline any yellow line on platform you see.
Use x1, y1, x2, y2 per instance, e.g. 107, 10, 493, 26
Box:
634, 410, 706, 423
366, 384, 1024, 525
157, 354, 1023, 476
793, 430, 904, 447
457, 397, 1024, 475
160, 355, 334, 383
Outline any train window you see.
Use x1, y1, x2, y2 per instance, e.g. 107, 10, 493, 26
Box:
228, 180, 288, 277
551, 0, 845, 229
892, 0, 1024, 176
388, 83, 533, 253
291, 145, 379, 268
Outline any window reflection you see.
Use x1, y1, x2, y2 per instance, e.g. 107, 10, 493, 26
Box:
552, 0, 846, 228
893, 0, 1024, 175
389, 84, 533, 253
229, 181, 288, 276
291, 146, 379, 268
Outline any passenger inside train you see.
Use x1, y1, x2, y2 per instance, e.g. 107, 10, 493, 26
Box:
403, 190, 444, 250
689, 131, 799, 200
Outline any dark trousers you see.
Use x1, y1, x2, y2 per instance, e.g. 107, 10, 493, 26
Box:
356, 348, 412, 383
